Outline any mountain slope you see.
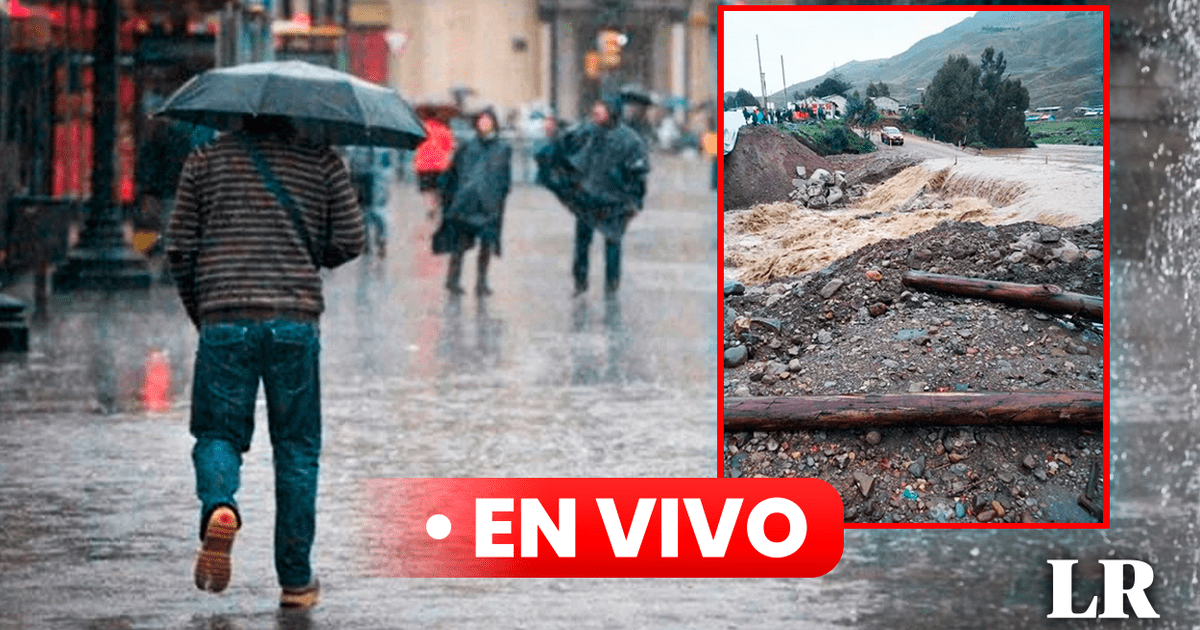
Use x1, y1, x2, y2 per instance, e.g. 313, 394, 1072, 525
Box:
766, 11, 1102, 114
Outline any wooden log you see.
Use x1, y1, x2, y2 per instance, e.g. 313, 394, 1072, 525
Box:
901, 270, 1102, 320
723, 391, 1101, 432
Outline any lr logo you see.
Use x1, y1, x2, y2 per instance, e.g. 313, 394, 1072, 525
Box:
1047, 560, 1160, 619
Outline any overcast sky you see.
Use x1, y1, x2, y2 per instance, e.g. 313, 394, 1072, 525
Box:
723, 10, 977, 96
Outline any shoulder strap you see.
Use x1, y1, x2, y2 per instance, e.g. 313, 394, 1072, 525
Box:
235, 133, 318, 269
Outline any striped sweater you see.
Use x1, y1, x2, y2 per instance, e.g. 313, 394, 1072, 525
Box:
166, 133, 364, 327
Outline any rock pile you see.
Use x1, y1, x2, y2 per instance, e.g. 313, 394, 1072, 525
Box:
1003, 225, 1101, 265
786, 166, 863, 208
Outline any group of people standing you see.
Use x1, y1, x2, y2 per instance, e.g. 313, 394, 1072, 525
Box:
413, 95, 651, 297
741, 103, 829, 126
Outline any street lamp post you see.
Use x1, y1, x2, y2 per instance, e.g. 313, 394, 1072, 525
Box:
0, 4, 31, 352
53, 0, 152, 290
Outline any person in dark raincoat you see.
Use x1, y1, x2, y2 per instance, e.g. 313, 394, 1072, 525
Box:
537, 97, 649, 295
433, 108, 512, 295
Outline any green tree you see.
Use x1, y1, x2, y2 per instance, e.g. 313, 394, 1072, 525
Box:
976, 47, 1031, 147
922, 54, 980, 145
845, 91, 879, 128
811, 74, 852, 98
865, 81, 890, 98
730, 88, 760, 108
919, 48, 1033, 148
988, 76, 1032, 147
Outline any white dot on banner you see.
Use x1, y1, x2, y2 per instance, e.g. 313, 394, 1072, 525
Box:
426, 514, 451, 540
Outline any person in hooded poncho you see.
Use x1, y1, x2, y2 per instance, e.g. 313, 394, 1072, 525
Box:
536, 98, 649, 295
433, 108, 512, 295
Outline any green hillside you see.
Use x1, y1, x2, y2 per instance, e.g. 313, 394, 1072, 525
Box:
767, 11, 1102, 115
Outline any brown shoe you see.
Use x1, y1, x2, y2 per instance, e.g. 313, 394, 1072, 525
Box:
194, 506, 238, 593
280, 578, 321, 609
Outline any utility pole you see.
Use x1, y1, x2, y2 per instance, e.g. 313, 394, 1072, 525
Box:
780, 55, 787, 104
756, 34, 766, 107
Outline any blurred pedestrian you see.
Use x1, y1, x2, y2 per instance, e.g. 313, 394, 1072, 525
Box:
345, 145, 391, 257
529, 113, 558, 182
433, 108, 512, 295
539, 98, 648, 295
413, 105, 457, 220
166, 114, 364, 610
702, 121, 719, 190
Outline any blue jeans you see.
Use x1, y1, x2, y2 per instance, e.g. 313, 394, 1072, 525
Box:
190, 319, 321, 588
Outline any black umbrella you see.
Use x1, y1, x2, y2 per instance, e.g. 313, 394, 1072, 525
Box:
156, 60, 426, 149
618, 83, 654, 107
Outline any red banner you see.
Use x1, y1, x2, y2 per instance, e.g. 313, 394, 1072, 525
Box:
366, 478, 844, 578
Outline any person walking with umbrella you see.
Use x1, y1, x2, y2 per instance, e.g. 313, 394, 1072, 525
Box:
433, 108, 512, 295
167, 114, 362, 609
158, 60, 425, 610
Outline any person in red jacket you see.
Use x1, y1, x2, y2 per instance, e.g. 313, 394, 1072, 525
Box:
413, 105, 457, 220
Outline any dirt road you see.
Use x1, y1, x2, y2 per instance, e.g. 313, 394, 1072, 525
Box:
868, 132, 974, 159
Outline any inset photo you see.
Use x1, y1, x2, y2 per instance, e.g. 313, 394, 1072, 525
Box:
720, 7, 1105, 525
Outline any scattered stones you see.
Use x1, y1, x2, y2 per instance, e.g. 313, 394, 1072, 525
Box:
724, 346, 748, 368
1022, 454, 1039, 470
853, 472, 875, 497
750, 318, 781, 332
908, 456, 926, 478
1039, 225, 1062, 243
724, 281, 745, 297
820, 279, 845, 299
721, 217, 1102, 523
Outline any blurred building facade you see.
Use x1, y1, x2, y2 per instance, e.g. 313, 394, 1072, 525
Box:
366, 0, 716, 123
0, 0, 717, 232
0, 0, 348, 236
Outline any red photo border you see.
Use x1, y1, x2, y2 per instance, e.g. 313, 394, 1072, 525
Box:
715, 4, 1111, 532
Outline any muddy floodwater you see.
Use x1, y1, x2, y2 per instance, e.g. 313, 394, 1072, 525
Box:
726, 144, 1102, 284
